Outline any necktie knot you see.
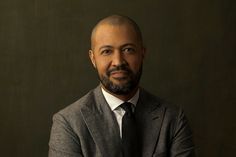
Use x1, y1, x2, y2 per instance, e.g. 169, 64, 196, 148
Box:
120, 102, 133, 116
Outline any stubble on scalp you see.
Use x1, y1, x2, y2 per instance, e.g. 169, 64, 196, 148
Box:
90, 14, 143, 50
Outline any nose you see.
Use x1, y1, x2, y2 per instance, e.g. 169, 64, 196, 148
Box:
111, 51, 125, 66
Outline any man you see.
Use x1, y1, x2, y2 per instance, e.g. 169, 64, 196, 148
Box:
49, 15, 195, 157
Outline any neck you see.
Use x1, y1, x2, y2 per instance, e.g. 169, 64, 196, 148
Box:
101, 85, 139, 101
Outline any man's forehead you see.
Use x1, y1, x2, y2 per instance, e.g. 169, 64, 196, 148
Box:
90, 15, 143, 49
91, 24, 139, 48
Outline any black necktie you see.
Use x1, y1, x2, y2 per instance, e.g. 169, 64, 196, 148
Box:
120, 102, 140, 157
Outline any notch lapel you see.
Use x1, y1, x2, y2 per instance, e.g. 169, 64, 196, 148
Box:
80, 86, 122, 157
135, 89, 166, 157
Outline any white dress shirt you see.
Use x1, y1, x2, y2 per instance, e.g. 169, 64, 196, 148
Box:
101, 87, 139, 137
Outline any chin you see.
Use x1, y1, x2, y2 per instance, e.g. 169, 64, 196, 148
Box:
110, 79, 129, 86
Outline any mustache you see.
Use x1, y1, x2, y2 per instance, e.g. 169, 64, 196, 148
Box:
106, 64, 132, 76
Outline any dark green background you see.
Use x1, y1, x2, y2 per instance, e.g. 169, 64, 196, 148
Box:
1, 0, 235, 156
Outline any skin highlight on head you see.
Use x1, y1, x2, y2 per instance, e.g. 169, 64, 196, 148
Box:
89, 15, 146, 101
90, 15, 144, 50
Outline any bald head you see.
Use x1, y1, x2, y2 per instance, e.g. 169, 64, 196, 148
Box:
90, 15, 143, 50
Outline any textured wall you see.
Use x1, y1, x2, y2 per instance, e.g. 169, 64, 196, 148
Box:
0, 0, 235, 156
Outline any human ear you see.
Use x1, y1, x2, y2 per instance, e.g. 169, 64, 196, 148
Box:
142, 47, 146, 59
89, 50, 96, 68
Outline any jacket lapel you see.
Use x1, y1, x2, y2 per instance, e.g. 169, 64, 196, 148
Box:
80, 86, 122, 157
135, 89, 166, 157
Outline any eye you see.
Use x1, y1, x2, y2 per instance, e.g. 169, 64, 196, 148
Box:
101, 49, 112, 55
123, 47, 135, 54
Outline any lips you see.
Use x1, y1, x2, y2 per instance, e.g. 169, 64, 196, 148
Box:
110, 70, 128, 78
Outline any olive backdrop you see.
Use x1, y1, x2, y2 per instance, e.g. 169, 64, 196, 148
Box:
0, 0, 235, 156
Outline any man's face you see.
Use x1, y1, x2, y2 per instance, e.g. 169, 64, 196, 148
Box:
89, 24, 145, 95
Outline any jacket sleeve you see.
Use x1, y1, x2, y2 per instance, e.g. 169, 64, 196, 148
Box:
170, 109, 195, 157
48, 113, 83, 157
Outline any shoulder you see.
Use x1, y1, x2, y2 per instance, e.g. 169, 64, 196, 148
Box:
52, 88, 97, 124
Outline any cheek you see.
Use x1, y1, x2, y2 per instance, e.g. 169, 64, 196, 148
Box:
95, 59, 110, 75
127, 56, 143, 71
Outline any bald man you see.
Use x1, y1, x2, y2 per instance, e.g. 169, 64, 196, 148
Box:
48, 15, 195, 157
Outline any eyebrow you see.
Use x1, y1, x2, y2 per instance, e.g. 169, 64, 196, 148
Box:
99, 45, 113, 51
121, 43, 137, 48
98, 43, 137, 51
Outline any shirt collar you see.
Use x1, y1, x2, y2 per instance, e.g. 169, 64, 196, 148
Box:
101, 87, 140, 111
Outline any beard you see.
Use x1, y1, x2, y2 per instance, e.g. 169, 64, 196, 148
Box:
98, 64, 142, 95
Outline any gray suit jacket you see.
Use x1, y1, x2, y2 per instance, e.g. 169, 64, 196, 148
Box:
49, 86, 195, 157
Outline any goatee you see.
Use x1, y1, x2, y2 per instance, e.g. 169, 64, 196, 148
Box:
98, 64, 142, 95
